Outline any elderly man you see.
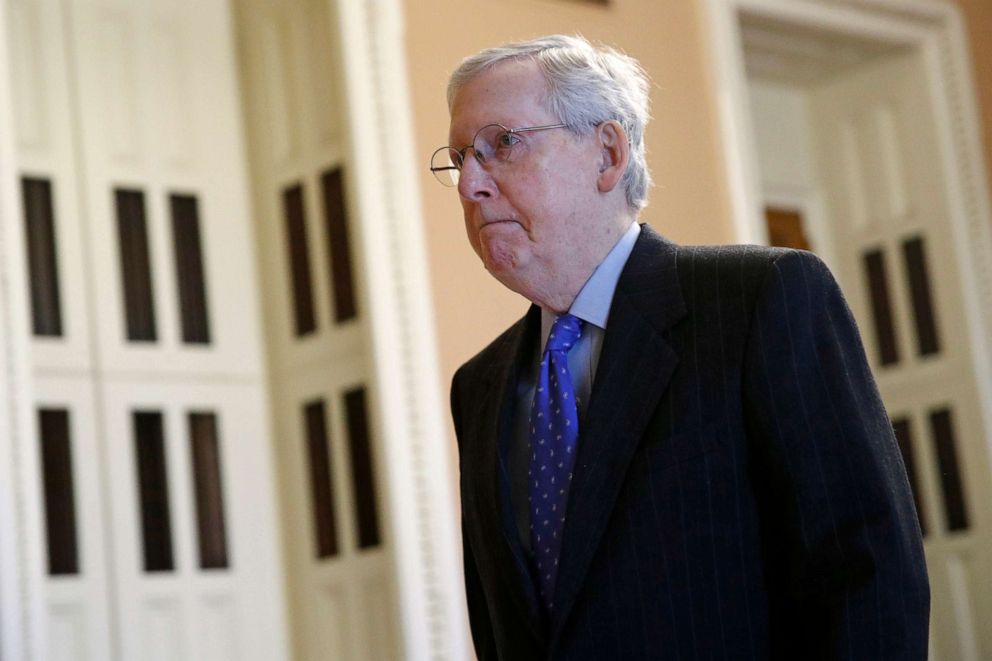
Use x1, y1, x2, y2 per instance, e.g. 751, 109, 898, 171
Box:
437, 35, 929, 660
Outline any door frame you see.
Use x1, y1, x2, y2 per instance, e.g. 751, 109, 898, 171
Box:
703, 0, 992, 480
330, 1, 469, 659
0, 1, 47, 658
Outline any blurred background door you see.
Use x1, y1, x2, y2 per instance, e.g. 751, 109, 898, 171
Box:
742, 11, 992, 660
7, 0, 288, 658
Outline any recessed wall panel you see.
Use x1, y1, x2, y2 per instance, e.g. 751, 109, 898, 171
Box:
321, 168, 357, 322
151, 22, 195, 166
259, 16, 296, 163
22, 177, 64, 336
197, 596, 239, 661
892, 416, 926, 536
902, 236, 940, 357
344, 388, 381, 549
142, 599, 184, 661
840, 122, 868, 231
863, 248, 899, 366
49, 604, 87, 661
39, 408, 78, 575
318, 588, 349, 658
306, 0, 339, 146
189, 412, 228, 569
116, 189, 158, 342
133, 411, 174, 572
875, 106, 908, 221
946, 555, 980, 661
362, 579, 395, 660
96, 8, 140, 160
170, 194, 211, 344
304, 399, 339, 558
930, 408, 969, 532
283, 184, 317, 336
10, 0, 48, 150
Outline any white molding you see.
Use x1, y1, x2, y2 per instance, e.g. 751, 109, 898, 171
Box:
705, 0, 767, 244
704, 0, 992, 505
333, 0, 468, 659
736, 0, 932, 43
826, 0, 946, 22
920, 9, 992, 487
0, 2, 46, 658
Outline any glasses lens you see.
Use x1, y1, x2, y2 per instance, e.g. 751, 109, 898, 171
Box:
430, 147, 461, 187
473, 124, 515, 164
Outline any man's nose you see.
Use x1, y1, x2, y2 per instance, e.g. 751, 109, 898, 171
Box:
457, 153, 497, 201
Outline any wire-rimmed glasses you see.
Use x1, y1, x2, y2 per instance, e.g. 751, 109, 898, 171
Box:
430, 122, 568, 187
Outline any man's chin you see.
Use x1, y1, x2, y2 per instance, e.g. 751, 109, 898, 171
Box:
483, 256, 518, 281
480, 250, 522, 285
479, 237, 520, 273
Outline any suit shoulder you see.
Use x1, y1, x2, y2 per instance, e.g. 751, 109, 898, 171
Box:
675, 244, 829, 288
667, 244, 836, 322
675, 243, 819, 270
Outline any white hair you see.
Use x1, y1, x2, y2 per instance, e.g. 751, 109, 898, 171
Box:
447, 34, 652, 210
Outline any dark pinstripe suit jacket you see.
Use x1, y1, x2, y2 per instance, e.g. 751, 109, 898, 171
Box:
451, 225, 929, 660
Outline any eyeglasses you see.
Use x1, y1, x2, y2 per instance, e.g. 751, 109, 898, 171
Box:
430, 122, 568, 187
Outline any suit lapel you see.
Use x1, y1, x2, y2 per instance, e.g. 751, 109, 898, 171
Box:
550, 226, 687, 639
465, 305, 545, 636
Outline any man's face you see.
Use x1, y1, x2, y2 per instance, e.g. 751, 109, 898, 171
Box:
448, 59, 605, 301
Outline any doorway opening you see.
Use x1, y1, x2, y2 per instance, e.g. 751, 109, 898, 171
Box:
707, 1, 992, 659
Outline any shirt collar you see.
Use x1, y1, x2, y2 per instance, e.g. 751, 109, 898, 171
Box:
541, 221, 641, 335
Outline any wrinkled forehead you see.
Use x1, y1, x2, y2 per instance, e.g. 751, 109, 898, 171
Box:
447, 59, 555, 145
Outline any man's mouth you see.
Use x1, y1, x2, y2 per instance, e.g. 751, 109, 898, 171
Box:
480, 219, 517, 229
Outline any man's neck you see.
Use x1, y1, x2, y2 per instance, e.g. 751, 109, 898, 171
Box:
534, 218, 636, 314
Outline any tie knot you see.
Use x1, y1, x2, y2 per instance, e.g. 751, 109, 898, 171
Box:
546, 314, 583, 353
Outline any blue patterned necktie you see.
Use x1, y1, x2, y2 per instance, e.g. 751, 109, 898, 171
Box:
528, 313, 584, 612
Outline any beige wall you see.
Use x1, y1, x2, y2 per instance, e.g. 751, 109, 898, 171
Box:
404, 0, 733, 387
951, 0, 992, 205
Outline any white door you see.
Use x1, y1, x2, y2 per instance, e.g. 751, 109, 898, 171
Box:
7, 0, 289, 657
7, 0, 111, 656
233, 0, 402, 658
809, 49, 992, 661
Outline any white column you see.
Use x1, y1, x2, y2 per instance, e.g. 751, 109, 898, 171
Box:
333, 0, 469, 658
0, 2, 46, 658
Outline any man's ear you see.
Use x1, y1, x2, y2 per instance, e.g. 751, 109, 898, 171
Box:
595, 120, 630, 194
